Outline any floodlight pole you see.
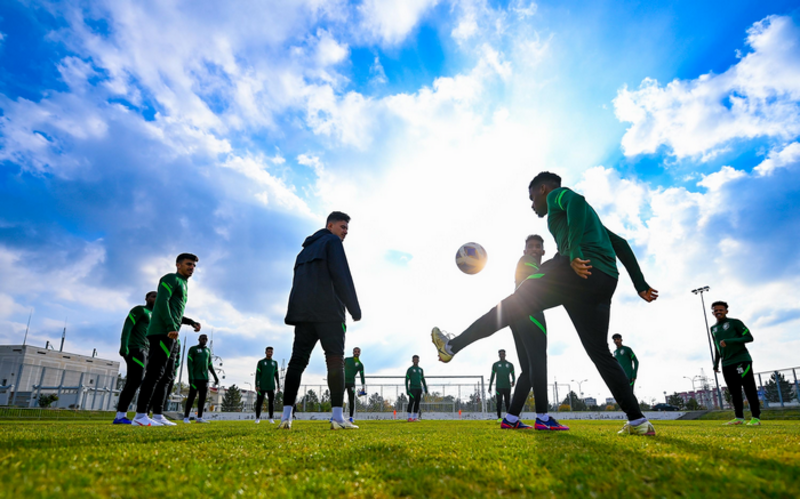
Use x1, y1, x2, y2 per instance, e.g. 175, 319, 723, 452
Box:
691, 286, 724, 409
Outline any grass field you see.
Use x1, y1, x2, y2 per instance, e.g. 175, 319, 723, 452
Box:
1, 419, 799, 498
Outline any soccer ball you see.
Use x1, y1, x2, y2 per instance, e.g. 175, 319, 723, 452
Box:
455, 242, 488, 274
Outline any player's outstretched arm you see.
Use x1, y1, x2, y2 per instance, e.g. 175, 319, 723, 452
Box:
606, 228, 658, 302
182, 316, 202, 332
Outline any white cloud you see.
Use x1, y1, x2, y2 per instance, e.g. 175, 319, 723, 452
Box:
219, 154, 313, 215
358, 0, 439, 46
754, 141, 800, 175
614, 15, 800, 160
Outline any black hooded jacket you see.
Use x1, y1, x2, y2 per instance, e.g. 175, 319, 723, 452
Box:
285, 228, 361, 325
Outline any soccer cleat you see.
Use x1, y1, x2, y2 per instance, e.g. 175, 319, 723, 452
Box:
407, 417, 414, 422
277, 419, 292, 430
618, 420, 656, 436
331, 419, 359, 430
112, 417, 132, 425
255, 419, 261, 424
431, 327, 454, 363
501, 418, 534, 429
131, 416, 152, 427
724, 418, 745, 426
497, 418, 503, 423
535, 418, 570, 431
183, 418, 191, 424
196, 418, 210, 423
348, 417, 354, 423
269, 419, 275, 424
148, 418, 164, 427
154, 417, 176, 426
747, 418, 762, 426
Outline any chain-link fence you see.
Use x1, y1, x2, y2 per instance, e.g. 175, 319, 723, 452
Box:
0, 362, 119, 411
751, 367, 800, 409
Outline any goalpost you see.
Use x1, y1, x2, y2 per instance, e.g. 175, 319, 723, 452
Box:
352, 375, 488, 416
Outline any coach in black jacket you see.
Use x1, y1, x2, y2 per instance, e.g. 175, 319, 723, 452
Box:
280, 211, 361, 428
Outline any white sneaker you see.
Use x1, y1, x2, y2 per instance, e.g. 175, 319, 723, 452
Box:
196, 417, 210, 423
277, 419, 292, 430
255, 419, 260, 424
153, 416, 176, 426
132, 416, 153, 427
183, 418, 191, 424
331, 419, 359, 430
269, 419, 275, 424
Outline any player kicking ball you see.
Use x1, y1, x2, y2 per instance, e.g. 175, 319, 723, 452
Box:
432, 172, 658, 436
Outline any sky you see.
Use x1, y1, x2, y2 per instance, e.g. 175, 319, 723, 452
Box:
1, 0, 799, 406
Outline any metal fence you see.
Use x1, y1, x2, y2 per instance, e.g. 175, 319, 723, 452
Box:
0, 363, 120, 411
752, 367, 800, 409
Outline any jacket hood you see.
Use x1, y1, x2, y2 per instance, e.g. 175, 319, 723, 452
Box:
303, 228, 333, 247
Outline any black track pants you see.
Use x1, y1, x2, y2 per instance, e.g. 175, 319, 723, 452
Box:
151, 347, 177, 415
136, 335, 175, 414
255, 390, 275, 419
449, 255, 644, 421
495, 388, 511, 418
408, 388, 422, 414
117, 349, 147, 413
283, 322, 345, 408
508, 312, 549, 415
346, 384, 356, 417
184, 380, 209, 418
722, 362, 761, 419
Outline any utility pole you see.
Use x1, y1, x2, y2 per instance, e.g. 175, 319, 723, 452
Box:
59, 318, 67, 352
691, 286, 724, 409
22, 310, 32, 346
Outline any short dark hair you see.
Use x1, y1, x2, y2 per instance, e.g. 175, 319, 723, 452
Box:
612, 333, 622, 340
176, 253, 199, 264
199, 334, 208, 339
412, 355, 419, 359
525, 234, 544, 245
145, 291, 157, 299
499, 349, 506, 353
326, 211, 351, 225
529, 171, 562, 190
266, 346, 273, 351
711, 301, 729, 310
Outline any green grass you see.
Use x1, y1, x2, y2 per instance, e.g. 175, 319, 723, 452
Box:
1, 420, 799, 498
697, 408, 800, 420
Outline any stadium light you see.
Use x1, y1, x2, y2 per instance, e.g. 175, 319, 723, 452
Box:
691, 286, 724, 409
571, 379, 588, 398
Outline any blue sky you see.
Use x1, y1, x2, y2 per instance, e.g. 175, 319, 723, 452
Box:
2, 0, 800, 405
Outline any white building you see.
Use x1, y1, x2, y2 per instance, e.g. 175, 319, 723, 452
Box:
584, 397, 597, 407
0, 345, 120, 409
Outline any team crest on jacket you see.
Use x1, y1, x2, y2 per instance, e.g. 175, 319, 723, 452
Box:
723, 323, 730, 330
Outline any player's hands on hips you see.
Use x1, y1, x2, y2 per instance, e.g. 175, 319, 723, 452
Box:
168, 331, 179, 339
571, 258, 592, 278
192, 322, 202, 332
638, 288, 659, 302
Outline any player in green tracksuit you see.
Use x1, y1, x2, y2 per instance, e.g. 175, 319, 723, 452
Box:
711, 301, 761, 426
488, 350, 515, 421
344, 347, 366, 422
433, 172, 660, 436
133, 253, 202, 427
255, 346, 280, 423
114, 291, 156, 424
184, 334, 219, 423
405, 356, 428, 421
612, 334, 639, 391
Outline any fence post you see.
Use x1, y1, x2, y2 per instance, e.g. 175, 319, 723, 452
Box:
56, 370, 66, 407
793, 369, 799, 403
757, 373, 767, 408
77, 372, 85, 409
33, 367, 46, 408
10, 364, 24, 406
480, 376, 486, 416
775, 371, 784, 408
